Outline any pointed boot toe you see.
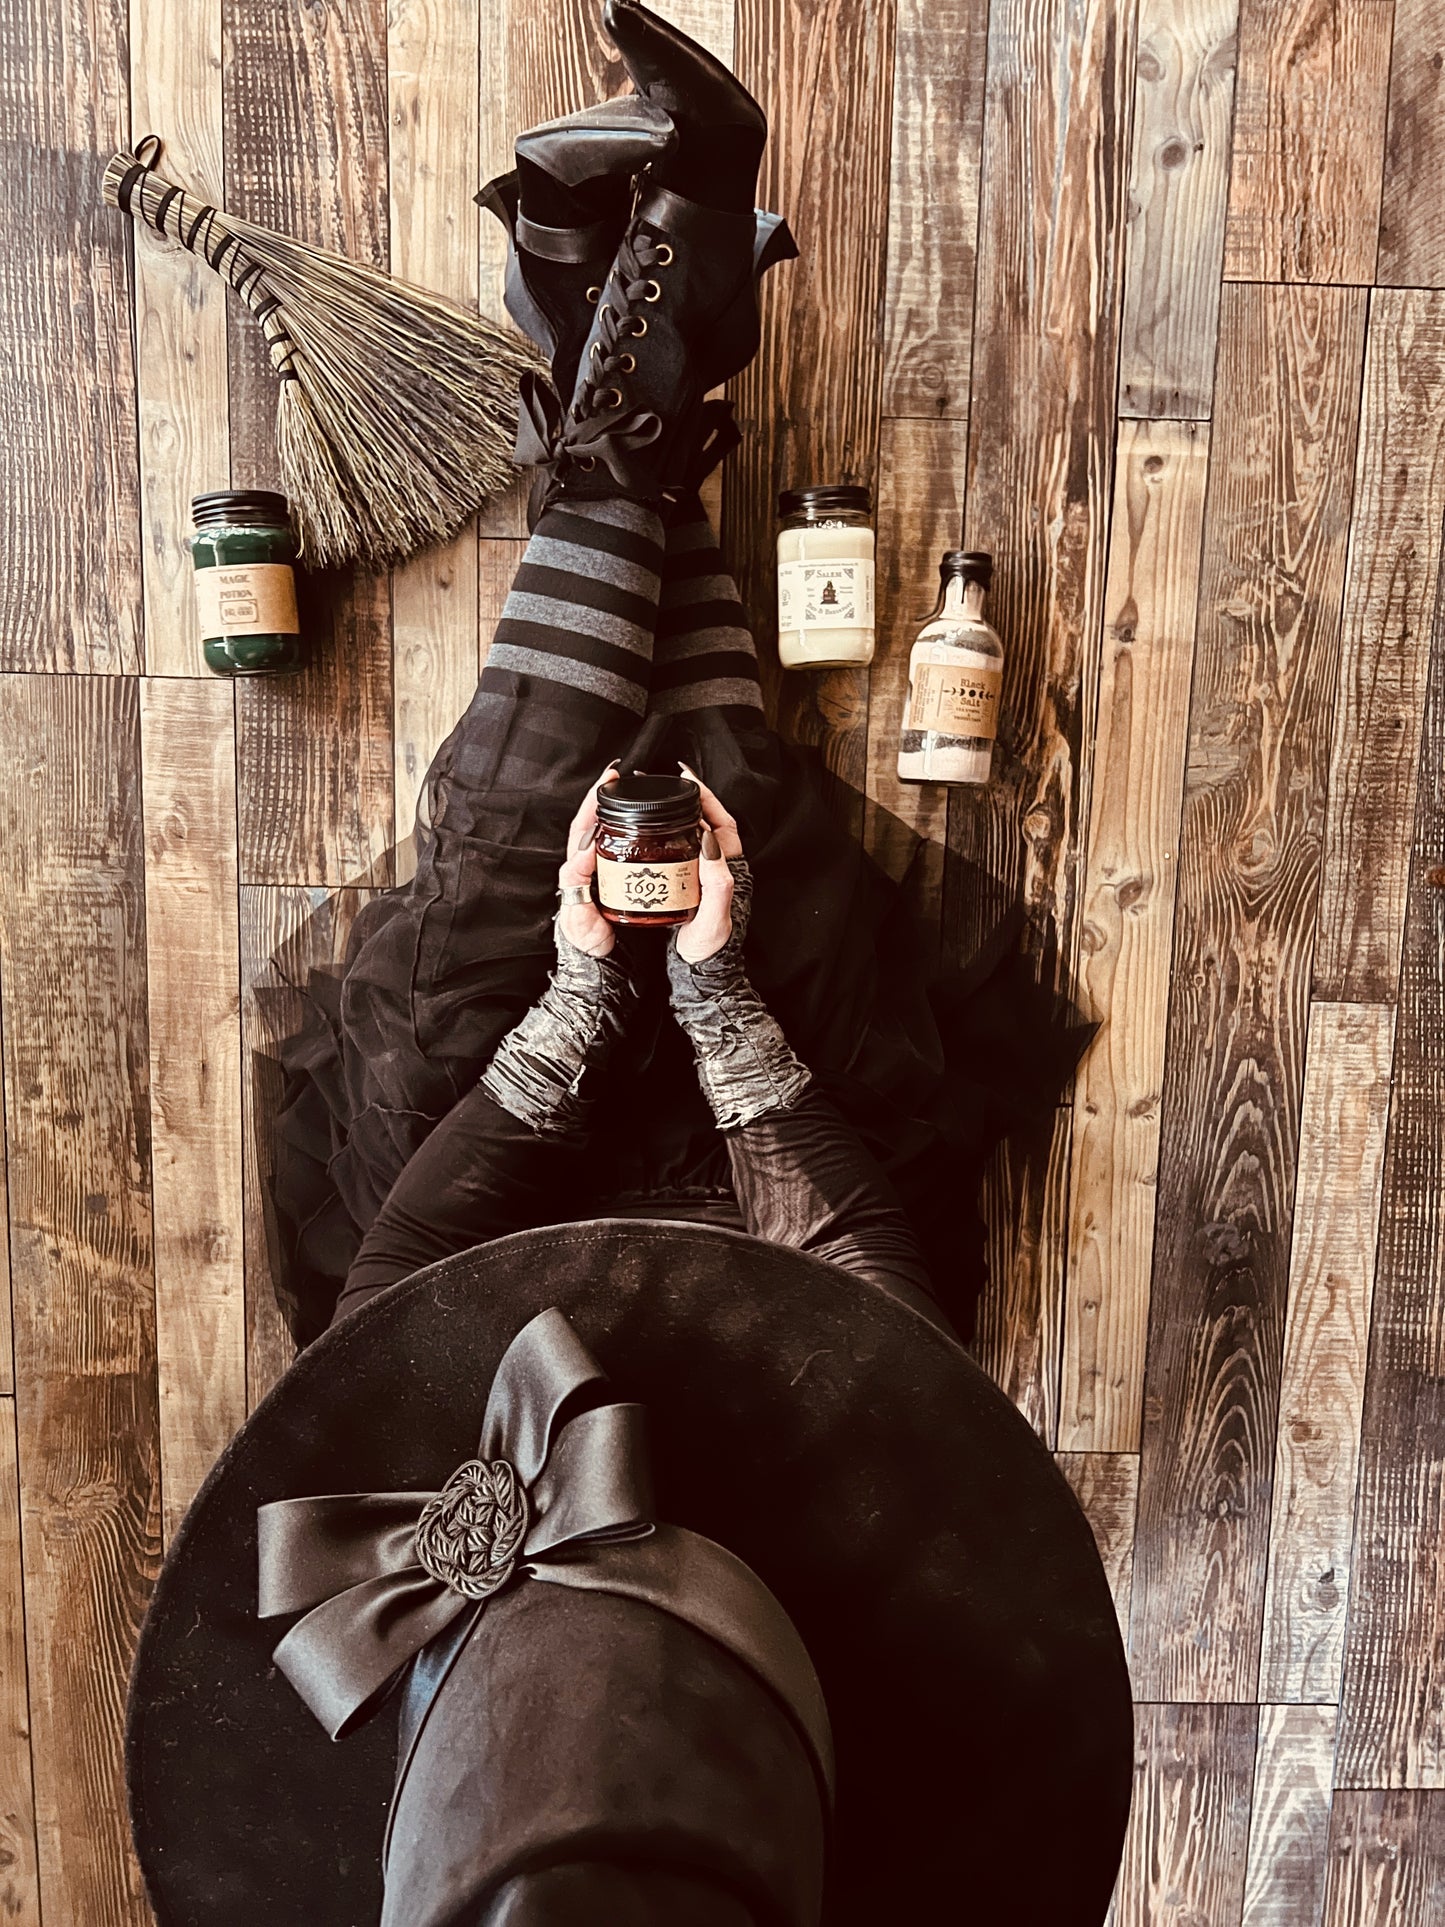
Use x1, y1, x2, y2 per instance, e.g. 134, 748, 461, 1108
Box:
603, 0, 765, 137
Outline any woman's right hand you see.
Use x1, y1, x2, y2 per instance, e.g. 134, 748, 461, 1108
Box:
675, 762, 747, 964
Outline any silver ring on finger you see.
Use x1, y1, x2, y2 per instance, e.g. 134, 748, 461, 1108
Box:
559, 884, 592, 906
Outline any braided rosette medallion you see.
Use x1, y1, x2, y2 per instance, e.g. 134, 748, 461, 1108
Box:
413, 1457, 529, 1601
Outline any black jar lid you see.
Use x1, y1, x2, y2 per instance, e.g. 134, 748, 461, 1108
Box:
940, 549, 993, 587
596, 774, 701, 834
778, 484, 872, 519
192, 489, 293, 532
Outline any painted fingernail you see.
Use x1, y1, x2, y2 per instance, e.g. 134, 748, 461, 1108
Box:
702, 828, 720, 860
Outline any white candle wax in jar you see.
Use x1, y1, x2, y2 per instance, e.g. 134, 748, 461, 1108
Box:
776, 485, 876, 668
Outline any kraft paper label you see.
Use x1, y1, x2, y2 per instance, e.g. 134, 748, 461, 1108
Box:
596, 854, 701, 914
777, 558, 875, 632
910, 659, 1002, 738
195, 562, 300, 639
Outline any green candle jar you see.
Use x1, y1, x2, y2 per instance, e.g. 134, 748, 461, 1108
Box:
190, 490, 304, 676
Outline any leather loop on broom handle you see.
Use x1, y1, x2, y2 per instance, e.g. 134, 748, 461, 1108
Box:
102, 140, 300, 382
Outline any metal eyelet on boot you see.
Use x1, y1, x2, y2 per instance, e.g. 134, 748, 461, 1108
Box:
597, 386, 624, 410
576, 456, 597, 472
618, 353, 636, 373
653, 243, 674, 266
586, 285, 602, 303
628, 316, 648, 337
643, 279, 663, 302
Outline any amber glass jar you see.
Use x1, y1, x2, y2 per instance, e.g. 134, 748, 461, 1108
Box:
190, 489, 304, 677
594, 776, 702, 926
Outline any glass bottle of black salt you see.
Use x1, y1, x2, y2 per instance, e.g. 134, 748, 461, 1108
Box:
897, 550, 1003, 785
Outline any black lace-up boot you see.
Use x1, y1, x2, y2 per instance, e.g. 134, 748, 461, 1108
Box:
476, 98, 674, 404
516, 191, 792, 505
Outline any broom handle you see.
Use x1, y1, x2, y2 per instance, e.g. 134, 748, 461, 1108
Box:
102, 139, 300, 382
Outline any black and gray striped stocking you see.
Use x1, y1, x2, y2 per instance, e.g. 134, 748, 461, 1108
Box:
649, 495, 765, 719
483, 495, 664, 722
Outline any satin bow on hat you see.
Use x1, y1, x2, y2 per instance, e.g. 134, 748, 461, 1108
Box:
258, 1306, 835, 1809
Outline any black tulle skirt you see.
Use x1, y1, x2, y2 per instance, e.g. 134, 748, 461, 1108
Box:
265, 672, 1087, 1347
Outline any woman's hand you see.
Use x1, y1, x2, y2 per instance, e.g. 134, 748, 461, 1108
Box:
675, 762, 745, 964
557, 764, 620, 958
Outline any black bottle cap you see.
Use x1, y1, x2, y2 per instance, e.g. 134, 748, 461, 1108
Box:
192, 489, 293, 532
778, 485, 871, 518
940, 549, 993, 587
596, 774, 701, 834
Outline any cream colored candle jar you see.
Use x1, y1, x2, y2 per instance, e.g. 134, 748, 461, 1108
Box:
776, 485, 876, 668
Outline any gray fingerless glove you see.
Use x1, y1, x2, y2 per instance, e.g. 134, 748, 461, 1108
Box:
666, 857, 812, 1130
480, 919, 637, 1137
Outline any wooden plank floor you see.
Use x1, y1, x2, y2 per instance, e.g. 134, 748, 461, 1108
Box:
2, 0, 1444, 1918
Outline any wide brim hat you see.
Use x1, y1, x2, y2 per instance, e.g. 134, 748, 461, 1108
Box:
128, 1219, 1133, 1926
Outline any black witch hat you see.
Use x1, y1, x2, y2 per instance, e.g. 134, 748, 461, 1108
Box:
128, 1219, 1132, 1925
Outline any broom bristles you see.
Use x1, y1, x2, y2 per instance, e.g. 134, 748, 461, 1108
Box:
105, 143, 544, 568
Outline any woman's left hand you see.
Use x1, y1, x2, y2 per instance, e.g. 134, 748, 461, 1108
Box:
557, 765, 620, 958
675, 763, 746, 964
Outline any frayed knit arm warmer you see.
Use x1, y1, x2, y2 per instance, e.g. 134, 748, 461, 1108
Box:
665, 859, 812, 1130
481, 917, 639, 1137
667, 857, 945, 1329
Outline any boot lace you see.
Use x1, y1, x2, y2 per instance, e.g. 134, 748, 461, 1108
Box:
572, 227, 674, 443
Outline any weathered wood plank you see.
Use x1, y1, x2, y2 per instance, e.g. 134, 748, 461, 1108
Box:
235, 573, 395, 888
0, 0, 141, 672
1060, 419, 1209, 1452
948, 0, 1135, 968
1258, 1001, 1393, 1703
862, 418, 967, 929
479, 537, 528, 677
1241, 1705, 1337, 1927
1223, 0, 1394, 287
729, 0, 896, 811
972, 1104, 1070, 1444
0, 675, 158, 1924
1119, 0, 1238, 420
0, 1007, 11, 1402
240, 885, 379, 1408
947, 0, 1135, 1445
0, 1400, 40, 1926
1322, 1792, 1445, 1926
394, 541, 480, 876
1315, 289, 1445, 1004
880, 0, 987, 420
224, 0, 395, 887
1112, 1703, 1257, 1927
1055, 1451, 1139, 1643
130, 0, 229, 677
1376, 0, 1445, 291
140, 677, 246, 1541
390, 0, 481, 882
1130, 283, 1366, 1702
7, 26, 141, 663
1337, 559, 1445, 1789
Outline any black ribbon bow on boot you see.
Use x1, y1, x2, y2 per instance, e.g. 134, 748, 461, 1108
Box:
258, 1307, 834, 1868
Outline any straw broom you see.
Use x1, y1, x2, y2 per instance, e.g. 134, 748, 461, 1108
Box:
104, 136, 543, 569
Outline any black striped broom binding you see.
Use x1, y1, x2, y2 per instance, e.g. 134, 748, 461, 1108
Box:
104, 137, 543, 569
